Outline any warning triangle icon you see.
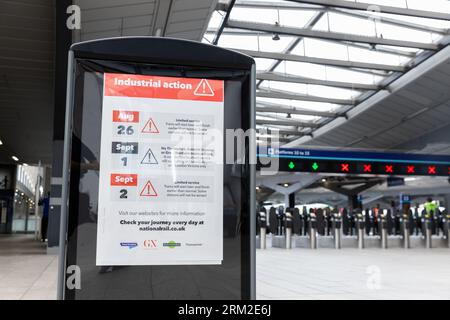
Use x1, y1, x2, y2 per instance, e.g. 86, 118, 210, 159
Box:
194, 79, 214, 97
141, 148, 158, 164
142, 118, 159, 133
140, 181, 158, 197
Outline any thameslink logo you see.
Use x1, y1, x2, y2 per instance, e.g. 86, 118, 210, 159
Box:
120, 242, 138, 249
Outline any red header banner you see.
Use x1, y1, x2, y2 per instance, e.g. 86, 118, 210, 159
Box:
104, 73, 224, 102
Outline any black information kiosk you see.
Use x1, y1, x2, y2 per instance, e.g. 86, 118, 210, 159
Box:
58, 37, 255, 300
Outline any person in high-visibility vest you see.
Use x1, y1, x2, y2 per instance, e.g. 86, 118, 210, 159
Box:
424, 197, 438, 219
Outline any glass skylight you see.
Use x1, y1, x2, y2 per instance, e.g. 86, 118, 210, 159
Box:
203, 0, 450, 144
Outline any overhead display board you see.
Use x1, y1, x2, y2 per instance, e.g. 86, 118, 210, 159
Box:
258, 147, 450, 176
97, 73, 224, 266
59, 38, 255, 300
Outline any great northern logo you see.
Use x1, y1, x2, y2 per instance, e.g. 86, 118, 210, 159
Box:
143, 240, 158, 249
163, 241, 181, 249
120, 242, 138, 249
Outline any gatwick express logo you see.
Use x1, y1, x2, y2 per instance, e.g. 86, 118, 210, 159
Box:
143, 240, 158, 249
120, 242, 138, 249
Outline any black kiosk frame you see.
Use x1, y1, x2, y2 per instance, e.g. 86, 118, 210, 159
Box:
58, 37, 255, 300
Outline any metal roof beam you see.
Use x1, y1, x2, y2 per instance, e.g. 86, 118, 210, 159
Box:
337, 41, 417, 57
257, 134, 293, 139
226, 20, 438, 50
256, 102, 339, 117
256, 118, 320, 127
257, 137, 292, 143
256, 108, 334, 118
235, 0, 320, 10
332, 8, 448, 35
236, 0, 448, 34
211, 32, 417, 58
256, 11, 326, 89
256, 112, 294, 122
257, 128, 308, 136
213, 0, 237, 45
235, 1, 449, 34
233, 48, 406, 71
257, 71, 379, 90
288, 0, 450, 21
257, 88, 355, 105
283, 36, 450, 148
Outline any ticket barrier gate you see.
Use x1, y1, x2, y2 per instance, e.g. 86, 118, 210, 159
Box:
426, 211, 449, 248
445, 214, 450, 248
292, 208, 303, 237
332, 213, 342, 249
267, 208, 450, 250
277, 208, 285, 236
356, 213, 364, 249
257, 212, 267, 250
433, 215, 439, 236
302, 210, 309, 236
425, 217, 433, 249
271, 208, 308, 249
325, 209, 332, 236
413, 210, 422, 236
285, 212, 293, 249
339, 209, 363, 248
381, 214, 388, 249
365, 210, 373, 236
268, 207, 278, 235
316, 209, 325, 236
292, 210, 309, 249
377, 210, 404, 248
271, 208, 288, 248
422, 212, 441, 249
403, 215, 410, 249
309, 213, 318, 249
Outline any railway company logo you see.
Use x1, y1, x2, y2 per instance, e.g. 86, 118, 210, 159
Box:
143, 240, 158, 249
185, 243, 203, 247
163, 241, 181, 249
120, 242, 138, 249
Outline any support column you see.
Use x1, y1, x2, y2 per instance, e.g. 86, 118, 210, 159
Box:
47, 0, 73, 253
285, 193, 295, 208
444, 194, 450, 212
349, 195, 362, 210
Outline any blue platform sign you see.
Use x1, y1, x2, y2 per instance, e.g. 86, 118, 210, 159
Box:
257, 147, 450, 176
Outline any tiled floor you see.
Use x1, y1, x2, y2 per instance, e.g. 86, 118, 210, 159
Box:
256, 243, 450, 300
0, 235, 57, 300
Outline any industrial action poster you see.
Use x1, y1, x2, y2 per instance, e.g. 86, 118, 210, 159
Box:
96, 73, 224, 266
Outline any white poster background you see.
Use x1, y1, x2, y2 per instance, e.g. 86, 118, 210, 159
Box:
96, 74, 224, 266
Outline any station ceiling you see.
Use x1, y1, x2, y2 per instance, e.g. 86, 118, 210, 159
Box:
72, 0, 216, 42
297, 47, 450, 154
205, 0, 450, 152
2, 0, 450, 170
0, 0, 217, 165
0, 0, 55, 165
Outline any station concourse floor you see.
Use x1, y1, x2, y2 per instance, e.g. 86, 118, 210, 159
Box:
256, 242, 450, 300
0, 234, 57, 300
1, 234, 450, 300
